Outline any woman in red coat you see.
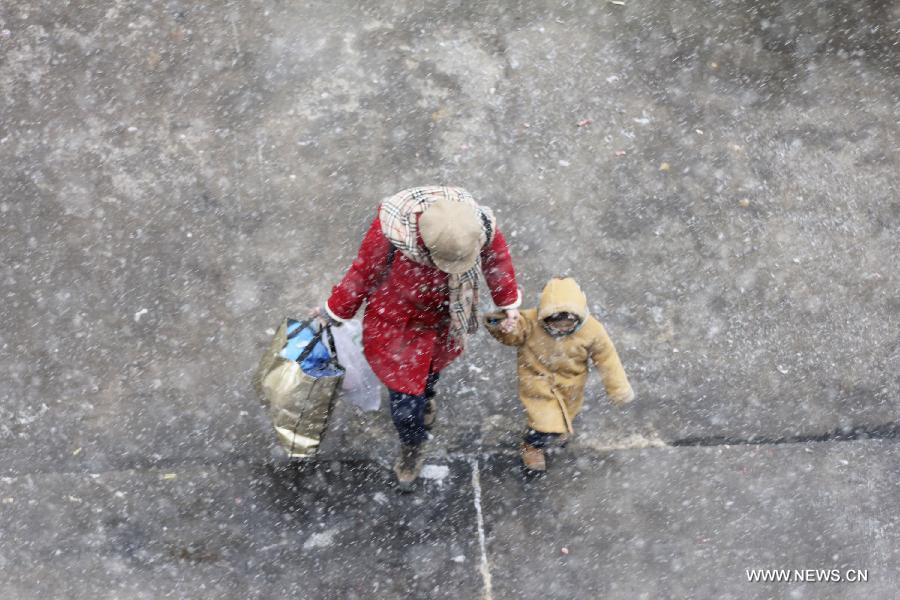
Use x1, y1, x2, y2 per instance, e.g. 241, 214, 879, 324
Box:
317, 186, 520, 490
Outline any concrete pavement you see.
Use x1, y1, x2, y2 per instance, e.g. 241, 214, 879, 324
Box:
1, 440, 897, 599
1, 0, 898, 598
1, 0, 897, 474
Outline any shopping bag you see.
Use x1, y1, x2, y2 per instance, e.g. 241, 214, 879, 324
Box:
331, 319, 381, 411
279, 319, 333, 371
254, 318, 344, 458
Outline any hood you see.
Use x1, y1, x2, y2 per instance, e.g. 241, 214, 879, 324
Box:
537, 277, 589, 323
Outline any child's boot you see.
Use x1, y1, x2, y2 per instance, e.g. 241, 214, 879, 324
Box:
520, 442, 546, 472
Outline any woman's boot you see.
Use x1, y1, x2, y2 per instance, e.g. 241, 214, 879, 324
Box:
394, 443, 426, 492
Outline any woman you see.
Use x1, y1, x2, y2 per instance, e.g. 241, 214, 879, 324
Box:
316, 186, 520, 490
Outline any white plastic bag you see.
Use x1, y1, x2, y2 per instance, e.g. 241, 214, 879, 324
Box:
331, 320, 381, 411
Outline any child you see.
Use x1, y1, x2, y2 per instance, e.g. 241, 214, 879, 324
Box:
485, 277, 634, 471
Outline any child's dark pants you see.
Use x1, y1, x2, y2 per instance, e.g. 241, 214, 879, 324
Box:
524, 428, 562, 448
389, 372, 440, 446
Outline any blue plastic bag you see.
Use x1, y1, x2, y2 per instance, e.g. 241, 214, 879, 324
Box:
280, 319, 341, 377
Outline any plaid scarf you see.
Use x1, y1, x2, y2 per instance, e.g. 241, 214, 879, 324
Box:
379, 186, 496, 345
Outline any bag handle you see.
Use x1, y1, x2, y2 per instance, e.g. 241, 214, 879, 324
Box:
321, 323, 344, 370
480, 210, 494, 245
369, 242, 396, 294
294, 325, 325, 365
286, 318, 314, 341
292, 322, 345, 371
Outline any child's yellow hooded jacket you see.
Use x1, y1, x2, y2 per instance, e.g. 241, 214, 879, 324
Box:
485, 277, 634, 434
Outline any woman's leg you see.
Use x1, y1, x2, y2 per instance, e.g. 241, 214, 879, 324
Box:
424, 371, 441, 398
389, 389, 429, 446
423, 371, 440, 429
389, 388, 430, 490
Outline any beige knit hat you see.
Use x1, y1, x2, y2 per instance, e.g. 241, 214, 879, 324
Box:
418, 198, 485, 274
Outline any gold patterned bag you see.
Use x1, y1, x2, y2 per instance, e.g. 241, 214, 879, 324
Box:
254, 319, 344, 458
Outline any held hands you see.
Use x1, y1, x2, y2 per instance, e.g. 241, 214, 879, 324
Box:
499, 308, 520, 333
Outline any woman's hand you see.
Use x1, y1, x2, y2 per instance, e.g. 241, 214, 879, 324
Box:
499, 308, 520, 333
310, 306, 336, 327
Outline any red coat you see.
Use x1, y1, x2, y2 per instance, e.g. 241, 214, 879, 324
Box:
326, 214, 520, 395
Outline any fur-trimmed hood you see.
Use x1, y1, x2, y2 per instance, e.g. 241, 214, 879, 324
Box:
537, 277, 589, 322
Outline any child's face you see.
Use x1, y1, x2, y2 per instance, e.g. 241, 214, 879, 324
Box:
544, 314, 579, 335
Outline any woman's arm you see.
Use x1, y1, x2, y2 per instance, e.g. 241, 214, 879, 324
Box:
481, 228, 521, 332
325, 216, 393, 322
481, 228, 521, 309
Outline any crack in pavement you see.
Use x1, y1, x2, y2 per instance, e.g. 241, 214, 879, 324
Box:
4, 427, 899, 480
671, 422, 900, 448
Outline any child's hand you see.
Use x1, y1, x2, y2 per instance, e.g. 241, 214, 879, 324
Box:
499, 309, 520, 333
610, 387, 635, 406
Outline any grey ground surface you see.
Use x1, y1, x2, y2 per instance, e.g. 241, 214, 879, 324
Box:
1, 442, 898, 599
1, 0, 898, 598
